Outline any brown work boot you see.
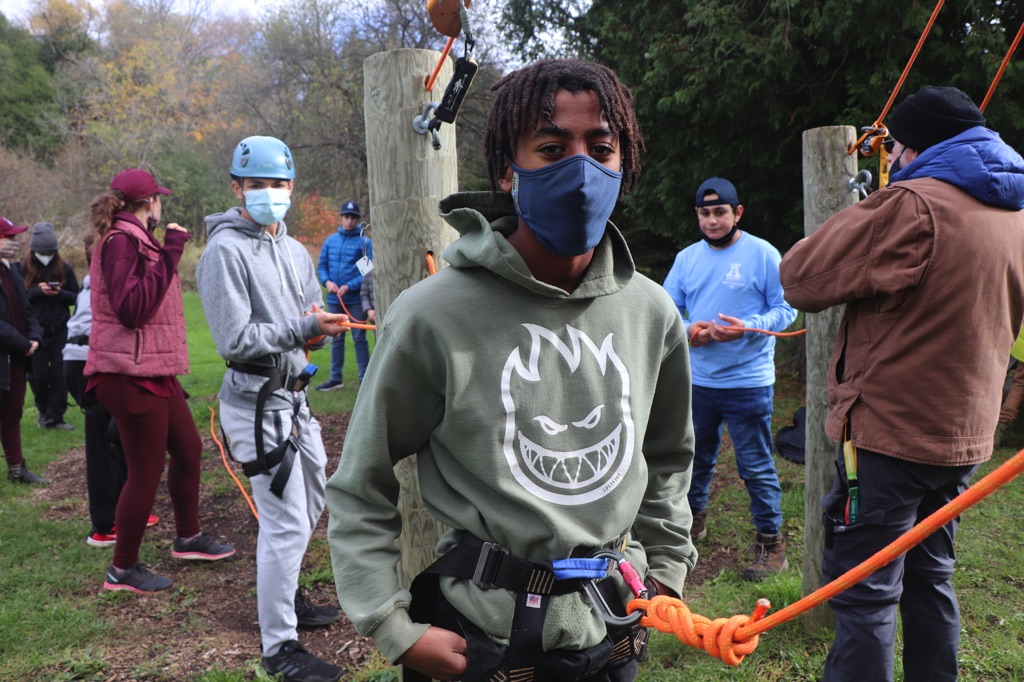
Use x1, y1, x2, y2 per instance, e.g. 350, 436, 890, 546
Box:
691, 509, 708, 541
741, 532, 788, 581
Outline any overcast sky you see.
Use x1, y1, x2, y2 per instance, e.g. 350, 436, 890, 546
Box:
0, 0, 264, 25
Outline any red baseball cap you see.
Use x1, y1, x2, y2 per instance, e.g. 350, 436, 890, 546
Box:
109, 169, 172, 203
0, 216, 28, 237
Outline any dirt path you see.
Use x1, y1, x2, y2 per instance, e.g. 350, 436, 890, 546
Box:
35, 412, 738, 680
35, 412, 377, 680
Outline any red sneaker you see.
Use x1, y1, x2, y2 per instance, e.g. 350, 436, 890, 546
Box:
87, 530, 116, 547
110, 514, 160, 533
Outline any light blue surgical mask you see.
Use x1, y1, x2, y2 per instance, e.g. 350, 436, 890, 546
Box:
245, 187, 291, 226
35, 253, 55, 266
509, 155, 622, 257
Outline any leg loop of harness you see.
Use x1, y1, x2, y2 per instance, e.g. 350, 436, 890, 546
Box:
227, 361, 317, 499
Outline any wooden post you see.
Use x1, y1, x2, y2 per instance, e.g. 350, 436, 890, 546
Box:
800, 125, 858, 632
363, 49, 459, 594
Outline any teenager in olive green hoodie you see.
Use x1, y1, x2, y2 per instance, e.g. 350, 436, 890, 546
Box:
327, 59, 697, 682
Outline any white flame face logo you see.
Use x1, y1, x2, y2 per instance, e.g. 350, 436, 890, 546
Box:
501, 324, 634, 505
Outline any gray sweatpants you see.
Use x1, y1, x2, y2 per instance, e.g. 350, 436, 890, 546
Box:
220, 399, 328, 657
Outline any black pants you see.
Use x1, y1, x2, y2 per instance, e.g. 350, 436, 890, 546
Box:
65, 360, 125, 534
30, 335, 68, 424
821, 447, 978, 682
426, 591, 642, 682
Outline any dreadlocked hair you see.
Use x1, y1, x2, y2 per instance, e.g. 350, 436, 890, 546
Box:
89, 189, 146, 240
484, 58, 645, 194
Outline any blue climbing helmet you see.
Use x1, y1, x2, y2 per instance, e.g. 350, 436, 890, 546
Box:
230, 136, 295, 180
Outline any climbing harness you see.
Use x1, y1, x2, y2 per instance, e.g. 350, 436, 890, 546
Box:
405, 531, 649, 681
624, 446, 1024, 666
414, 0, 479, 150
225, 361, 318, 499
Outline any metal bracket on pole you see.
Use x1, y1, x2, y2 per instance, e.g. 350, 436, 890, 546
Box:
412, 102, 442, 150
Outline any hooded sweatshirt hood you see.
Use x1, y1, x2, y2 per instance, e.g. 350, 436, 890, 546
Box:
891, 126, 1024, 209
197, 207, 325, 411
438, 191, 635, 299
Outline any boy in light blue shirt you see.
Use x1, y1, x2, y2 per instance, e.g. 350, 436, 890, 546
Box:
663, 177, 796, 580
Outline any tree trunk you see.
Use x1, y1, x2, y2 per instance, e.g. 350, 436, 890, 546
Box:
800, 125, 857, 633
363, 49, 459, 598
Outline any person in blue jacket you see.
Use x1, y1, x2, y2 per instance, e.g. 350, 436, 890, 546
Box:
316, 201, 372, 390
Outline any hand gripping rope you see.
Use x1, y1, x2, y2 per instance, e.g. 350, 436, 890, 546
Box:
625, 447, 1024, 666
689, 325, 805, 346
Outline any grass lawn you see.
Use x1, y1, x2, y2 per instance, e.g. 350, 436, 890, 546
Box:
0, 295, 1022, 680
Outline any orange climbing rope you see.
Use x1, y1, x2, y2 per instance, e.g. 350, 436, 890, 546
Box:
210, 407, 259, 520
689, 325, 806, 346
849, 0, 946, 155
627, 446, 1024, 666
980, 19, 1024, 113
425, 36, 456, 91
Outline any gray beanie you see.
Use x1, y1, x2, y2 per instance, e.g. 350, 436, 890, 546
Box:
29, 222, 59, 253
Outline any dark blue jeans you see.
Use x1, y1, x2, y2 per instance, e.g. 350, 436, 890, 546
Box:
821, 447, 978, 682
328, 299, 370, 383
689, 384, 783, 534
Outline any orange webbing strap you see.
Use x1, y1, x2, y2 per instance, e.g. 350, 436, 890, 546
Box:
628, 446, 1024, 666
980, 19, 1024, 113
210, 407, 259, 520
849, 0, 946, 155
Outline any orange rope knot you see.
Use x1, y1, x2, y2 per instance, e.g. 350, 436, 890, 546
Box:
627, 595, 770, 667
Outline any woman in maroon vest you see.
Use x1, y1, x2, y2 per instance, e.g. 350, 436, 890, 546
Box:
85, 169, 235, 593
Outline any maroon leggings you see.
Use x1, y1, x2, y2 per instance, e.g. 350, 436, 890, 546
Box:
0, 362, 27, 467
95, 378, 202, 569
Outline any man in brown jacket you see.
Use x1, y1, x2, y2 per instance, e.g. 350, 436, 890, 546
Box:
780, 86, 1024, 682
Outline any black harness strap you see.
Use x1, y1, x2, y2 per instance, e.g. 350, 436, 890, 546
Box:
228, 362, 305, 499
406, 531, 640, 682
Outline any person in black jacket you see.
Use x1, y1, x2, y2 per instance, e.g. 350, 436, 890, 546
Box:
14, 222, 79, 430
0, 217, 47, 484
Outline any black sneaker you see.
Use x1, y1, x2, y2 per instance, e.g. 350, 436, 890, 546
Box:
315, 379, 344, 392
295, 589, 341, 628
7, 464, 49, 485
261, 640, 343, 682
103, 563, 173, 593
45, 421, 76, 431
171, 532, 236, 561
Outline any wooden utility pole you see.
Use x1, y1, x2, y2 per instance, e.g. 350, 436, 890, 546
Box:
363, 49, 459, 590
799, 125, 858, 632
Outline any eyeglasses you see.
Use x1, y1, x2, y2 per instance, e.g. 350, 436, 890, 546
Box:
882, 138, 895, 153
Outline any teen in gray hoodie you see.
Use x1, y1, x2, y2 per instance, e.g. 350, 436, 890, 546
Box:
196, 135, 349, 682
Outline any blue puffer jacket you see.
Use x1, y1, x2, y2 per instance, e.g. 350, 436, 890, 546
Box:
317, 227, 373, 309
891, 126, 1024, 209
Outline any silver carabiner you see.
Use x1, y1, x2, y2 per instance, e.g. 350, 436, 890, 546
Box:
581, 549, 644, 627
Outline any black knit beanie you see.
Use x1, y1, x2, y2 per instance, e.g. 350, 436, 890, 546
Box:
887, 85, 985, 151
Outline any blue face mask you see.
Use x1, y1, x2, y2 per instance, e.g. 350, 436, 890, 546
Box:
245, 187, 291, 226
509, 155, 622, 256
